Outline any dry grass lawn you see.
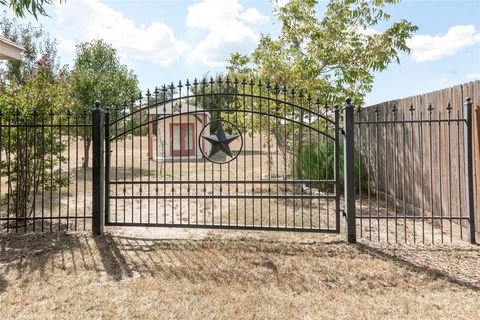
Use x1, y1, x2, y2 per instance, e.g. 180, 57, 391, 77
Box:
1, 228, 479, 320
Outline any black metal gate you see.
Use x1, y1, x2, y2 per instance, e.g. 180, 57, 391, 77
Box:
103, 78, 341, 233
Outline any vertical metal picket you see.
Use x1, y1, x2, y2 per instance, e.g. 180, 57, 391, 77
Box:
334, 105, 340, 233
92, 101, 105, 235
344, 98, 356, 243
104, 107, 111, 226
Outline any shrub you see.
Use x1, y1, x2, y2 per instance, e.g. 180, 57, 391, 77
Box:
293, 140, 369, 193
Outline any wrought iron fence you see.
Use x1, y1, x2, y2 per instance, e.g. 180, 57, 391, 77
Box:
354, 98, 476, 243
0, 79, 476, 246
0, 109, 92, 232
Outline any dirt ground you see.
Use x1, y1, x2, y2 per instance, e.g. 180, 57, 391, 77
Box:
1, 228, 479, 320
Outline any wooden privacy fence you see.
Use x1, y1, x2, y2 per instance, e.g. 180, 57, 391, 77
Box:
355, 81, 479, 243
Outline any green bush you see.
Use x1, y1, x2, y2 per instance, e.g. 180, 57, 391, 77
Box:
293, 141, 369, 193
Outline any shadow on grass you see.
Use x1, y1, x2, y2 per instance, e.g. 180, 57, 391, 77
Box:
91, 233, 350, 287
93, 234, 133, 280
0, 228, 84, 291
355, 242, 480, 292
0, 274, 7, 293
1, 229, 479, 293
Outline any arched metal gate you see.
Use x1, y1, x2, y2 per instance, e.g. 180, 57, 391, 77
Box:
102, 78, 342, 233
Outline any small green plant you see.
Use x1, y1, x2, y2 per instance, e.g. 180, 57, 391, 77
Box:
294, 141, 369, 193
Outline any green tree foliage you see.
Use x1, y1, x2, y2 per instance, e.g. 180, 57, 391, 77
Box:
190, 75, 238, 134
0, 0, 60, 19
0, 18, 71, 220
71, 39, 139, 167
0, 15, 59, 83
226, 0, 417, 176
228, 0, 418, 106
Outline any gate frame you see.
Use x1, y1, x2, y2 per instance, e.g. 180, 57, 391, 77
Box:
92, 89, 353, 238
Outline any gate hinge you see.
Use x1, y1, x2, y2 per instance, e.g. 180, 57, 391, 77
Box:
342, 210, 346, 217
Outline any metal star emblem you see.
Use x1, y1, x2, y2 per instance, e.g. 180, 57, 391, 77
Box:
202, 123, 239, 158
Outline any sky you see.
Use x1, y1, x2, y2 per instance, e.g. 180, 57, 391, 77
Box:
4, 0, 480, 105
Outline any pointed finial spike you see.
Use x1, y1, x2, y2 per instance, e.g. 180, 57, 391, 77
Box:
427, 102, 433, 112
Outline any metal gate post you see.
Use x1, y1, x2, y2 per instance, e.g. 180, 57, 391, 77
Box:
92, 101, 105, 235
464, 97, 476, 243
344, 98, 356, 243
104, 107, 110, 226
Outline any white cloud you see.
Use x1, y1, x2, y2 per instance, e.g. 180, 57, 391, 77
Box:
357, 27, 380, 36
408, 25, 480, 62
240, 8, 270, 23
273, 0, 290, 9
53, 0, 188, 66
186, 0, 269, 67
467, 73, 480, 79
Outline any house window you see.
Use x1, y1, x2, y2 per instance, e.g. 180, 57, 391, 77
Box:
171, 123, 195, 156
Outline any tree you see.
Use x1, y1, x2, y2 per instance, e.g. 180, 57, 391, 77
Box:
71, 39, 139, 167
228, 0, 418, 106
226, 0, 417, 176
190, 74, 238, 134
0, 15, 58, 84
0, 18, 71, 221
0, 0, 60, 18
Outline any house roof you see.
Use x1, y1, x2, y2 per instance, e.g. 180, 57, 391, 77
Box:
148, 99, 209, 116
0, 34, 23, 60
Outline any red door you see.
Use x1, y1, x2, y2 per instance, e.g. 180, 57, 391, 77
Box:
170, 123, 195, 157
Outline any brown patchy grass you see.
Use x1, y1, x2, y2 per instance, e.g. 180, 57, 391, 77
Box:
1, 230, 479, 320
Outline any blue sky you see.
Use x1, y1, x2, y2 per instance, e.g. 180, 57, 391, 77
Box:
9, 0, 480, 105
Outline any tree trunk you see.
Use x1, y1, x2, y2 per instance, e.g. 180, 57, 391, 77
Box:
83, 137, 91, 168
